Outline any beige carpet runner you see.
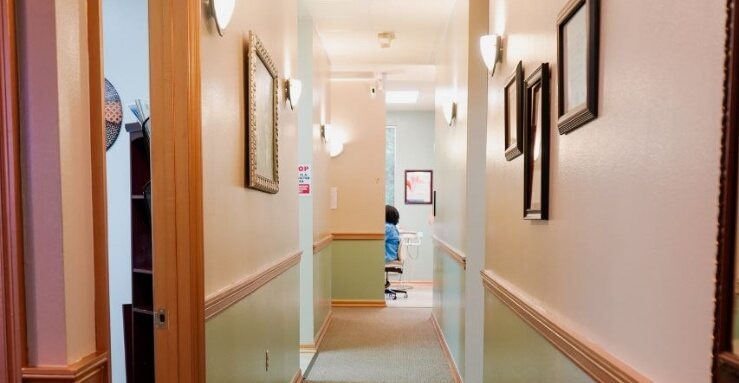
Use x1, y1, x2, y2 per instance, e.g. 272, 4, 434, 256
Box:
305, 308, 455, 383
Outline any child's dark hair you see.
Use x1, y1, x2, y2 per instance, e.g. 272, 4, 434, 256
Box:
385, 205, 400, 225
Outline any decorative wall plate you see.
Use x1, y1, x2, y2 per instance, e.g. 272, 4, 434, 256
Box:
104, 79, 123, 150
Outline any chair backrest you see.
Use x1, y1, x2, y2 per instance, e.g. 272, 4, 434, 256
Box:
397, 239, 405, 263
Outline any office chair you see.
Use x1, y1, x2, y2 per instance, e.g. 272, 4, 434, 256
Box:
385, 240, 408, 300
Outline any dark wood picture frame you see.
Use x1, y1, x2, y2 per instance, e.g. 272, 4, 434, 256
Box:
713, 1, 739, 381
404, 170, 433, 205
556, 0, 600, 135
523, 64, 550, 220
504, 61, 524, 160
246, 31, 280, 194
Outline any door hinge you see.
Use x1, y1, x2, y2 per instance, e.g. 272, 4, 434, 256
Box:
155, 308, 168, 329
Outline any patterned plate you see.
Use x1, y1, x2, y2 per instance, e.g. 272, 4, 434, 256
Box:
104, 79, 123, 150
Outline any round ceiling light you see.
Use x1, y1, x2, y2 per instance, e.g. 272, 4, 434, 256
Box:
212, 0, 236, 36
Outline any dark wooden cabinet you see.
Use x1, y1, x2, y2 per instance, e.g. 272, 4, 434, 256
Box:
125, 122, 155, 383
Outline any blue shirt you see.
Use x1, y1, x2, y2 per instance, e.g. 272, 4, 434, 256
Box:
385, 223, 400, 263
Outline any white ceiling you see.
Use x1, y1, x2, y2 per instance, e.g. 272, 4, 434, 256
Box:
307, 0, 456, 111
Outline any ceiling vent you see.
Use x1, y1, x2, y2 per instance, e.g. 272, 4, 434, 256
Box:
377, 31, 396, 48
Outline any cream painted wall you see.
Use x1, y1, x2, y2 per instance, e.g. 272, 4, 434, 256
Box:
484, 0, 724, 381
312, 32, 331, 242
434, 0, 488, 380
298, 3, 332, 345
18, 0, 97, 365
201, 0, 300, 379
434, 0, 469, 252
201, 0, 299, 296
329, 81, 386, 233
55, 0, 96, 364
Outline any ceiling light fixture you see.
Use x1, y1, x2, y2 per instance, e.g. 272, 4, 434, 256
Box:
285, 78, 302, 110
386, 91, 419, 104
378, 31, 396, 48
480, 34, 503, 77
211, 0, 236, 36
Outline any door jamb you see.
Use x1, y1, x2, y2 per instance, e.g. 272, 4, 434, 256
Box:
149, 1, 205, 382
0, 0, 27, 380
86, 1, 112, 379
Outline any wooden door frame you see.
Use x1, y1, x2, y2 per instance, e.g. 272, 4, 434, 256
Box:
1, 0, 205, 380
713, 0, 739, 381
0, 0, 27, 381
87, 1, 113, 379
149, 1, 205, 382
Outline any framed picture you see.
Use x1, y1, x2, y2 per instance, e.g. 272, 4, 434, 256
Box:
523, 64, 551, 220
405, 170, 433, 205
504, 61, 523, 161
557, 0, 600, 135
246, 31, 280, 193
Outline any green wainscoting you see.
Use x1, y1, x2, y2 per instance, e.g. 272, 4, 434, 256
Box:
206, 266, 300, 383
483, 289, 594, 383
433, 248, 466, 377
314, 245, 332, 336
331, 240, 385, 301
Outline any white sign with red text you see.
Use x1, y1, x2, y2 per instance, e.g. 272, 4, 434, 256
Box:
298, 164, 312, 196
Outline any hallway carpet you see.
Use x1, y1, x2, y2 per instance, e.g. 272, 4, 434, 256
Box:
305, 308, 455, 383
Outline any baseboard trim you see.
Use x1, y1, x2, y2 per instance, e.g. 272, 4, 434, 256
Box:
432, 236, 466, 269
331, 299, 386, 308
313, 310, 333, 350
331, 232, 384, 240
300, 310, 334, 353
22, 351, 109, 382
430, 313, 463, 383
313, 235, 333, 253
205, 251, 302, 320
290, 368, 303, 383
481, 270, 649, 383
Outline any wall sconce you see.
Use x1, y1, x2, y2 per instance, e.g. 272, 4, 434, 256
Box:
322, 124, 345, 157
443, 102, 458, 126
328, 140, 345, 158
480, 34, 503, 77
285, 78, 302, 110
210, 0, 236, 36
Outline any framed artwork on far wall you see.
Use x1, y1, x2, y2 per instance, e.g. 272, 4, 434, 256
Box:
504, 61, 524, 161
246, 31, 280, 194
556, 0, 600, 135
405, 170, 433, 205
523, 63, 551, 220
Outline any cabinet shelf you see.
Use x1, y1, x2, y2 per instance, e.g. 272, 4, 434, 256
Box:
125, 121, 155, 383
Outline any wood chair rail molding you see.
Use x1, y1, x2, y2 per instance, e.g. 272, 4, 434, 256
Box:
480, 270, 649, 383
204, 251, 302, 320
331, 232, 385, 240
313, 235, 333, 253
21, 351, 109, 382
432, 236, 467, 269
430, 312, 463, 383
